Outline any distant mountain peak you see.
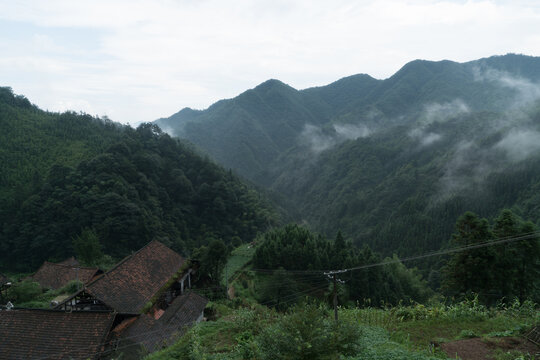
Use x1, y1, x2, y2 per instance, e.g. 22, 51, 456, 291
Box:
177, 107, 200, 115
258, 78, 287, 86
253, 78, 295, 92
392, 58, 460, 78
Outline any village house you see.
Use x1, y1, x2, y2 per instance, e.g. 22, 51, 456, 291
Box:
0, 309, 115, 360
0, 241, 207, 359
108, 291, 208, 358
57, 241, 193, 313
30, 258, 102, 290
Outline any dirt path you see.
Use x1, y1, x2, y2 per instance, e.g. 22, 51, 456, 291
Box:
440, 337, 539, 360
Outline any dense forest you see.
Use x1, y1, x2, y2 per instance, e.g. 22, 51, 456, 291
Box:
0, 87, 278, 271
252, 224, 431, 306
157, 54, 540, 260
247, 216, 539, 307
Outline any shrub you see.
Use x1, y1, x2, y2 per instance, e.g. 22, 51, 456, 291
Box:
9, 280, 42, 303
59, 280, 84, 295
257, 303, 362, 360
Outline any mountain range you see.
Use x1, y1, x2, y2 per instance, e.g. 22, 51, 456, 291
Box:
156, 54, 540, 257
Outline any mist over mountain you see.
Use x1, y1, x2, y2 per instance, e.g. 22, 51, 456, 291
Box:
156, 54, 540, 257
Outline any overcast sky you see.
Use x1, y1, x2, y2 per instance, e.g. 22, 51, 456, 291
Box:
1, 0, 539, 125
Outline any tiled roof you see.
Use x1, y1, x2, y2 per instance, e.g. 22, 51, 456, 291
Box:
158, 291, 208, 326
0, 309, 115, 360
86, 241, 185, 314
119, 291, 208, 353
31, 262, 100, 290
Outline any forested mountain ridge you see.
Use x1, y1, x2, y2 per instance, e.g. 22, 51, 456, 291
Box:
156, 54, 540, 257
0, 88, 126, 223
157, 54, 540, 186
158, 79, 332, 185
0, 87, 277, 271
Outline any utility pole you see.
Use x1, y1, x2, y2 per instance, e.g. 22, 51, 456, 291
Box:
325, 270, 347, 322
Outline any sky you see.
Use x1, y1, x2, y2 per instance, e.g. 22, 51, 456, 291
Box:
1, 0, 539, 126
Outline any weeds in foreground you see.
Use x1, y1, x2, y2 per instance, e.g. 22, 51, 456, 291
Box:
348, 295, 538, 327
346, 295, 538, 351
493, 349, 537, 360
146, 302, 443, 360
145, 297, 538, 360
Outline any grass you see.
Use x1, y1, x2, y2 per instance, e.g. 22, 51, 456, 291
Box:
146, 303, 444, 360
221, 243, 257, 287
145, 303, 274, 360
346, 297, 539, 352
144, 297, 539, 360
492, 348, 538, 360
391, 315, 530, 345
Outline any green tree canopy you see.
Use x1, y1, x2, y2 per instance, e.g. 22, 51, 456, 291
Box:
442, 209, 540, 303
72, 228, 103, 266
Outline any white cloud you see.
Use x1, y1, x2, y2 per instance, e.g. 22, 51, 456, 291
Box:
334, 123, 371, 141
300, 123, 371, 153
421, 132, 442, 146
437, 140, 490, 200
495, 129, 540, 162
409, 99, 470, 146
423, 99, 470, 124
0, 0, 539, 124
474, 67, 540, 107
435, 120, 540, 202
300, 124, 337, 153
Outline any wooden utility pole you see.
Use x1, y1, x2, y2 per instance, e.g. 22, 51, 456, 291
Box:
325, 269, 346, 322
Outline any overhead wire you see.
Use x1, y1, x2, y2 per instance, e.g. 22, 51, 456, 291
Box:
35, 282, 330, 359
342, 231, 540, 273
24, 230, 540, 359
246, 231, 540, 275
259, 283, 331, 307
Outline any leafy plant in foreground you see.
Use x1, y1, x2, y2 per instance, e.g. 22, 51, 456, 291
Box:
257, 303, 362, 360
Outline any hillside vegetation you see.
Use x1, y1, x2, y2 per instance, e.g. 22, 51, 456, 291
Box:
145, 299, 539, 360
0, 87, 277, 271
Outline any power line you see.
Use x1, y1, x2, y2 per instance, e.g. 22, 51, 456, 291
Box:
259, 282, 330, 307
248, 267, 324, 274
246, 231, 540, 275
342, 231, 540, 273
35, 282, 330, 359
25, 230, 540, 359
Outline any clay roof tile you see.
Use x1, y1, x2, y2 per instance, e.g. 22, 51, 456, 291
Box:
86, 241, 185, 314
0, 309, 115, 360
